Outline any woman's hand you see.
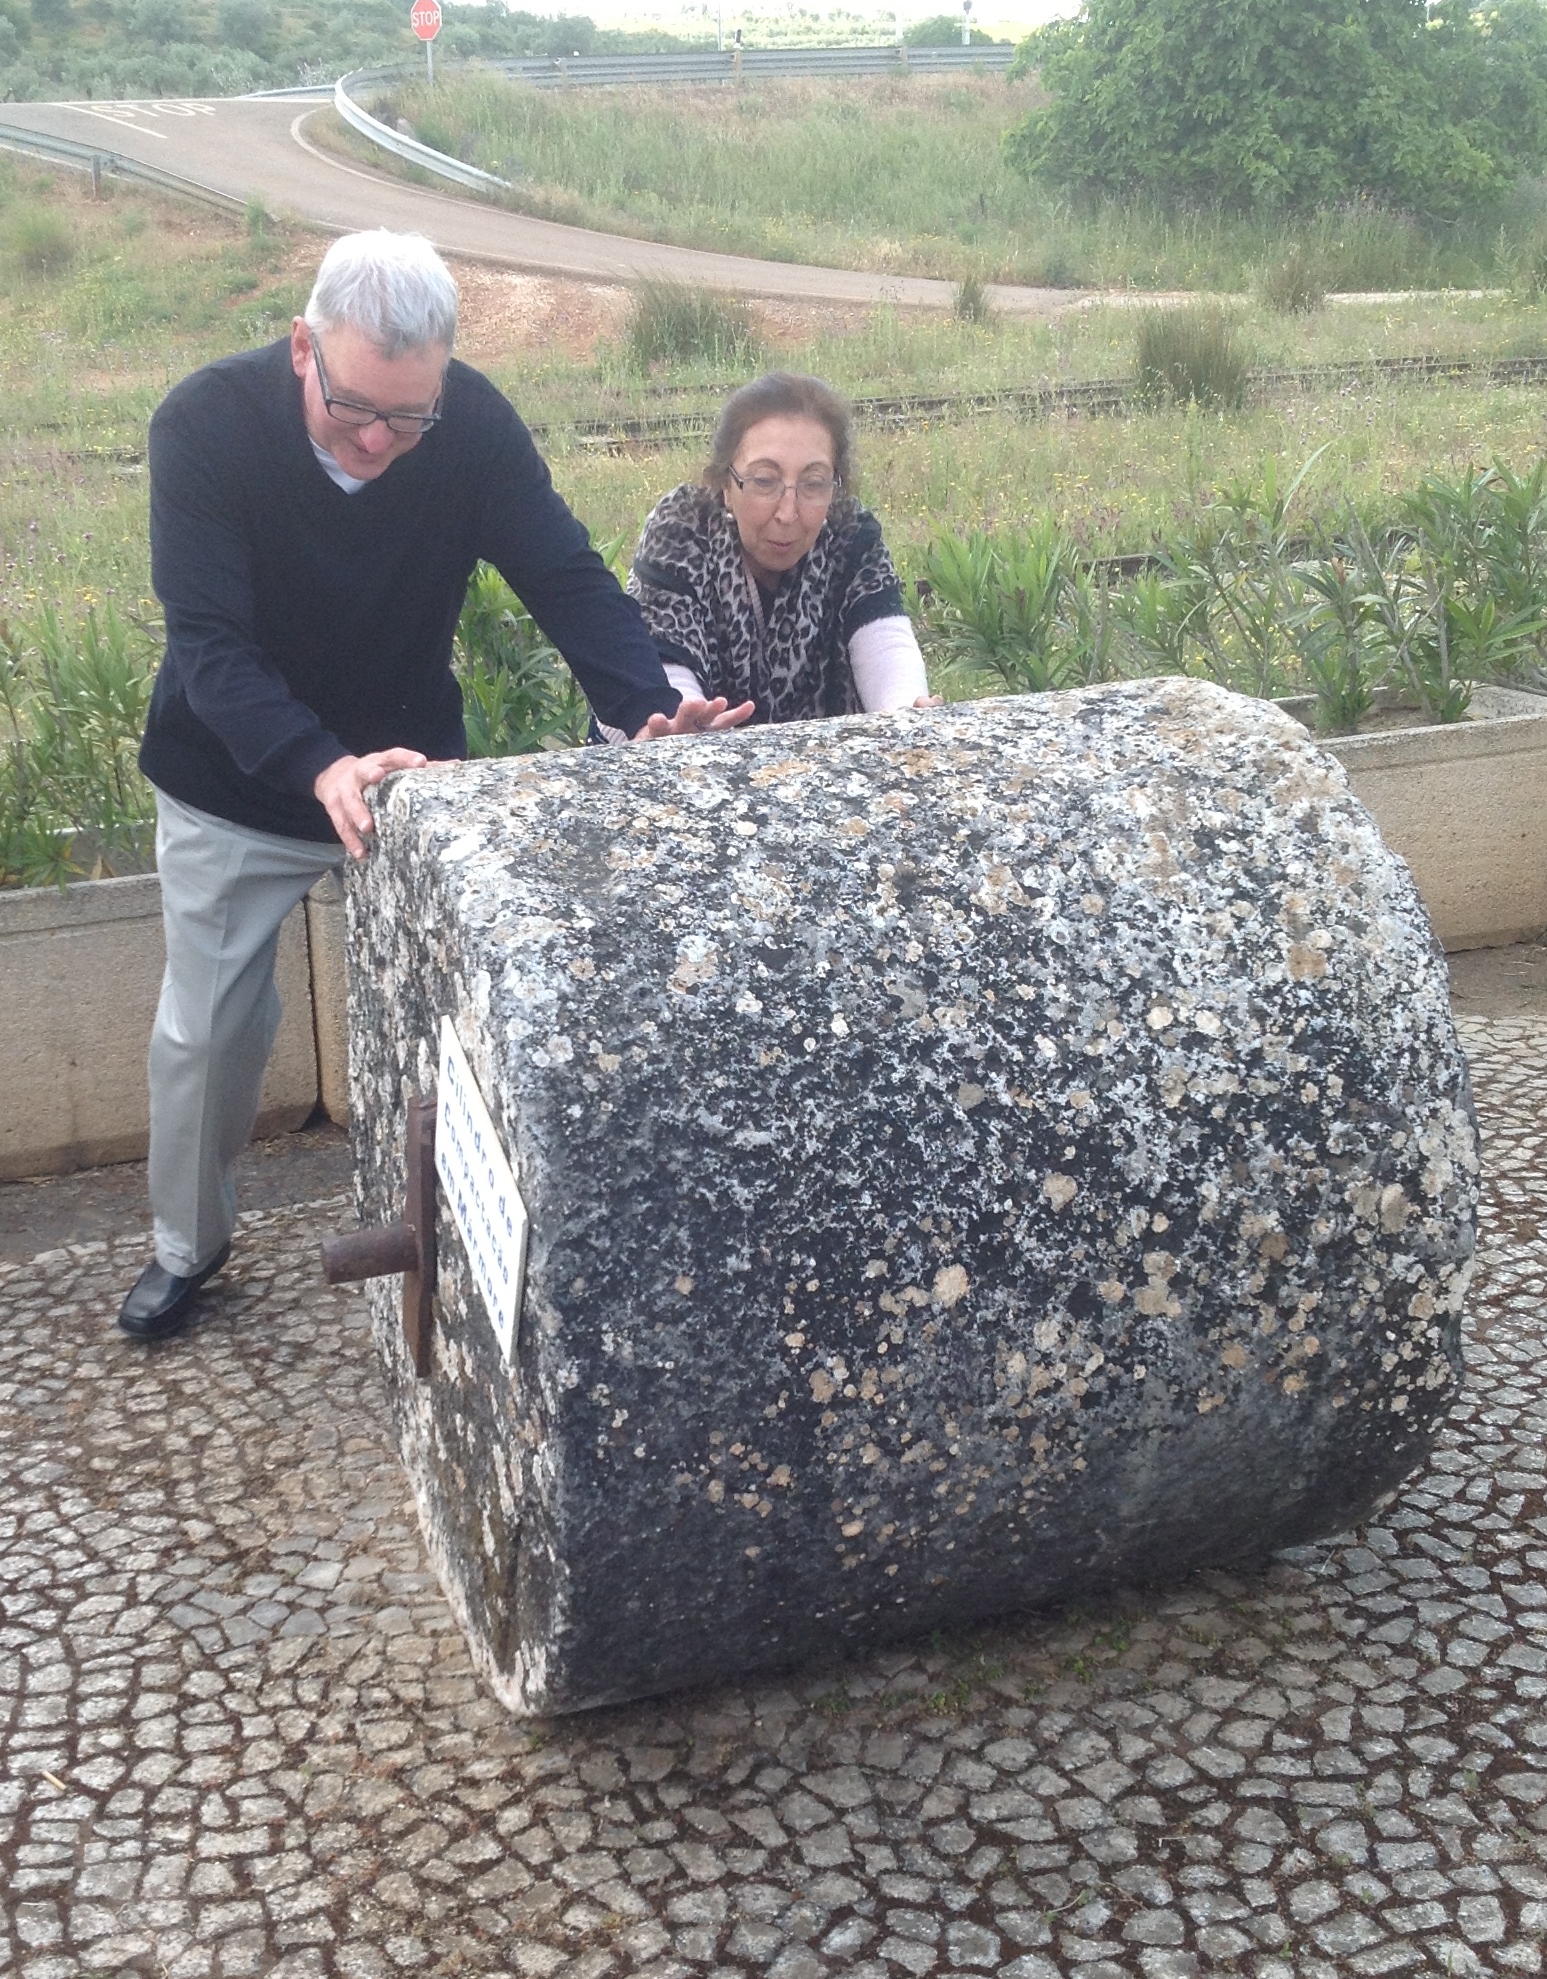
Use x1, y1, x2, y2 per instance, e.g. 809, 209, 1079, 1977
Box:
634, 696, 756, 739
914, 694, 944, 709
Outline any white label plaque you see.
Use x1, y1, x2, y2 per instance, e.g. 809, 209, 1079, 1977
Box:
436, 1017, 529, 1361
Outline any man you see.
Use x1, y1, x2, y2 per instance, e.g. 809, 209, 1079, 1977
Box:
119, 229, 750, 1343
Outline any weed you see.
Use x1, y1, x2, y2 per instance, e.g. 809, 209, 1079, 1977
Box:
243, 194, 272, 242
926, 1675, 974, 1714
952, 274, 995, 326
625, 280, 761, 373
1259, 242, 1326, 315
3, 204, 77, 278
1135, 305, 1251, 410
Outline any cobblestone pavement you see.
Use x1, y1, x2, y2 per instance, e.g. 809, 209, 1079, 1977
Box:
2, 1013, 1544, 1979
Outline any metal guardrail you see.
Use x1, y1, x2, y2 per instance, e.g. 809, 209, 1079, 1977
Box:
482, 43, 1015, 88
242, 41, 1015, 101
333, 67, 511, 192
243, 82, 337, 100
0, 117, 248, 211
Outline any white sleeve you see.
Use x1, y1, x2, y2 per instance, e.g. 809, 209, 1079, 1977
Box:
595, 662, 707, 744
848, 615, 929, 712
663, 661, 708, 702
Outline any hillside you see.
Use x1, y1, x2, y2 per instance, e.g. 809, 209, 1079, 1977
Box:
0, 0, 700, 102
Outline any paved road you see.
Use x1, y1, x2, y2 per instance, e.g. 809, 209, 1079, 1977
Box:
0, 97, 1082, 314
2, 1007, 1545, 1977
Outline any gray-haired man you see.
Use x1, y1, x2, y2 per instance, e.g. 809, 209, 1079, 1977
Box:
120, 229, 751, 1342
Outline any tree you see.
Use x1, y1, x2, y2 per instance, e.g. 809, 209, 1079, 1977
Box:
904, 13, 1001, 44
1005, 0, 1547, 216
217, 0, 274, 55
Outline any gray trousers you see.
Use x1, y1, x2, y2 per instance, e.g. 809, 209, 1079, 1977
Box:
149, 789, 343, 1276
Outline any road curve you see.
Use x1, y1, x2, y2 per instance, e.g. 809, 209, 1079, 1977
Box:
0, 96, 1083, 315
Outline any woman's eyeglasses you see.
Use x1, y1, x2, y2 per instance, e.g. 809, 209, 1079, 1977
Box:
312, 338, 442, 437
728, 464, 838, 509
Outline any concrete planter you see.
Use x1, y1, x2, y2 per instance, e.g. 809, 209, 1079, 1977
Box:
1278, 684, 1547, 953
2, 680, 1542, 1178
0, 873, 318, 1182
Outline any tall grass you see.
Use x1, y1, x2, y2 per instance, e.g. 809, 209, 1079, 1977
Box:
372, 72, 1547, 291
952, 274, 996, 325
625, 281, 762, 372
1134, 307, 1250, 410
1258, 243, 1326, 316
0, 606, 158, 889
2, 203, 77, 278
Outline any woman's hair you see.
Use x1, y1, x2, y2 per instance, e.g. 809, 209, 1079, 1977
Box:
304, 230, 459, 358
705, 372, 856, 493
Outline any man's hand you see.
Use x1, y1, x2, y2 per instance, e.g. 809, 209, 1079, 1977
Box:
914, 694, 944, 708
633, 696, 756, 740
315, 749, 429, 860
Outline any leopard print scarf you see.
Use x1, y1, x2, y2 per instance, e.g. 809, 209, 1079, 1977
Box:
629, 482, 906, 724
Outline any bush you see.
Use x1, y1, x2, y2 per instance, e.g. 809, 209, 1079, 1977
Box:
455, 566, 589, 756
1509, 225, 1547, 299
1006, 0, 1547, 218
1258, 244, 1326, 315
0, 606, 158, 890
625, 280, 760, 372
1134, 307, 1249, 411
917, 521, 1129, 695
952, 273, 995, 325
911, 455, 1547, 730
3, 203, 76, 277
905, 16, 1002, 46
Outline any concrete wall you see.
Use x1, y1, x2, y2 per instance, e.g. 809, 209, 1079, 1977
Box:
1292, 687, 1547, 954
0, 873, 318, 1182
305, 870, 351, 1128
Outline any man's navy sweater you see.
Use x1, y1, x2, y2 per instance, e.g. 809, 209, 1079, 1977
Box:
140, 338, 677, 841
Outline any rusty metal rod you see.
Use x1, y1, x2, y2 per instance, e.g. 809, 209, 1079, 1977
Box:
321, 1223, 419, 1283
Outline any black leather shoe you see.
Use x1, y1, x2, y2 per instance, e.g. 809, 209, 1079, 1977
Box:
117, 1243, 231, 1341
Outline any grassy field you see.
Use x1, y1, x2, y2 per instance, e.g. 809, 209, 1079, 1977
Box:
348, 72, 1547, 292
5, 155, 1547, 618
0, 162, 312, 631
5, 156, 1547, 880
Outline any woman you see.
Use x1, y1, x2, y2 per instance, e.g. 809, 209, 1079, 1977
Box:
623, 372, 931, 730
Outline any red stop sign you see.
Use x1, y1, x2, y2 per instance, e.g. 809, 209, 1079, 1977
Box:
411, 0, 441, 39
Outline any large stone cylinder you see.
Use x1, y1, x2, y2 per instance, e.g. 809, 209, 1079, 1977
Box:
348, 678, 1476, 1716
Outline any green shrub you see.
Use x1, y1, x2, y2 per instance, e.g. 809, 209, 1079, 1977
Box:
0, 606, 158, 890
3, 203, 76, 277
625, 280, 760, 372
904, 16, 1002, 45
1006, 0, 1547, 218
1258, 244, 1327, 315
952, 274, 995, 325
916, 520, 1129, 694
454, 565, 589, 756
1133, 306, 1250, 411
1509, 225, 1547, 298
910, 453, 1547, 726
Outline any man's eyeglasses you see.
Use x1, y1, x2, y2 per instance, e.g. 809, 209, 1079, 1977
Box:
312, 337, 442, 437
728, 464, 839, 510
